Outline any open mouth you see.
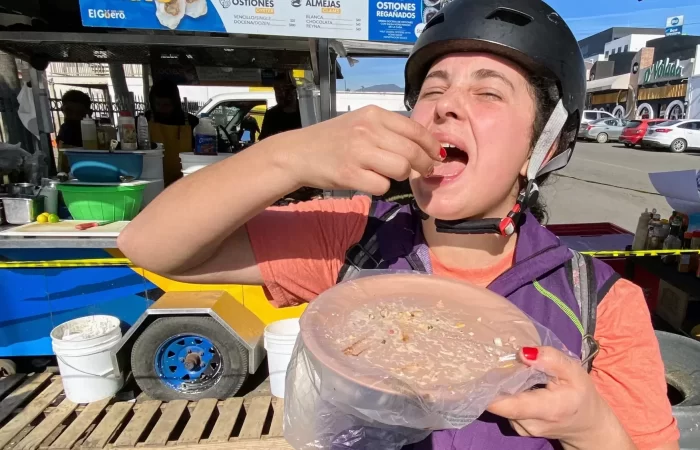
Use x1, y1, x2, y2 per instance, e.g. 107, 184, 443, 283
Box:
428, 143, 469, 179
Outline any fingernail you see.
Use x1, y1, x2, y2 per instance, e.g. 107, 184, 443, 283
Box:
522, 347, 538, 361
439, 147, 447, 160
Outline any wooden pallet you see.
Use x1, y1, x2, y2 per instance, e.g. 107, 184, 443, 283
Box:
0, 373, 291, 450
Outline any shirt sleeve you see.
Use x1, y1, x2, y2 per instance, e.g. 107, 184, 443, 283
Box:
245, 196, 371, 308
591, 278, 679, 450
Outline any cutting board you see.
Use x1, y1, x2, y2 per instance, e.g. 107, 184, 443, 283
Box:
0, 221, 129, 237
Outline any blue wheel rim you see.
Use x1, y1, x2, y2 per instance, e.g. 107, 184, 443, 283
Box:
154, 334, 223, 393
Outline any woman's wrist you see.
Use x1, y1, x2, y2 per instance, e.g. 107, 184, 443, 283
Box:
561, 401, 636, 450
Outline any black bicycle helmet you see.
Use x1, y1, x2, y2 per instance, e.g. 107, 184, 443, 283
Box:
404, 0, 586, 236
405, 0, 585, 121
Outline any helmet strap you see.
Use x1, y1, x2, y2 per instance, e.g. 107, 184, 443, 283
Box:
433, 100, 568, 236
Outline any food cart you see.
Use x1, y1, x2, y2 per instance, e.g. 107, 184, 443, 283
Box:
0, 1, 426, 447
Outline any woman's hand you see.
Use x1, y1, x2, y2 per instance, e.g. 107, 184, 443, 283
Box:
278, 106, 443, 196
487, 346, 636, 450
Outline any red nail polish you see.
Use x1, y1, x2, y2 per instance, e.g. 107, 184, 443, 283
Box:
439, 147, 447, 160
522, 347, 538, 361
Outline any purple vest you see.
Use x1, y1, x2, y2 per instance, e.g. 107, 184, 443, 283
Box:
338, 201, 618, 450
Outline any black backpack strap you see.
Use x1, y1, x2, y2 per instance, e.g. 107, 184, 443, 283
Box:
336, 202, 403, 284
567, 250, 599, 372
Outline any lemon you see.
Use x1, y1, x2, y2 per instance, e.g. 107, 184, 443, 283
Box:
36, 215, 48, 223
48, 214, 60, 223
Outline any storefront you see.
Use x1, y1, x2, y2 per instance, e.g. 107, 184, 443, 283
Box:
586, 73, 630, 117
635, 36, 700, 120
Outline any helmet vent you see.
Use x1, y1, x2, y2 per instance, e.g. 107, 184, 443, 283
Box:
485, 8, 533, 27
422, 12, 444, 32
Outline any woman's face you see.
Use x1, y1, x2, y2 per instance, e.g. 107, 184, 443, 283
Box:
409, 53, 536, 221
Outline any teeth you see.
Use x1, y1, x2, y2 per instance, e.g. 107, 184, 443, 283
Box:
441, 143, 456, 148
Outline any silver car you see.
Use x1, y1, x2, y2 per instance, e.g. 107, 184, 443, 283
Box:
581, 118, 627, 144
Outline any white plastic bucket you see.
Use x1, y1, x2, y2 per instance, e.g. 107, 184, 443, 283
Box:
141, 149, 164, 180
141, 179, 165, 208
264, 318, 300, 398
180, 152, 233, 177
50, 315, 124, 403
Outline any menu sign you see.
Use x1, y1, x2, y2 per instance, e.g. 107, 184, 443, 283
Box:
78, 0, 447, 43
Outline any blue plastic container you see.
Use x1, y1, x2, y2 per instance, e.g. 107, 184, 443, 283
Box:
65, 151, 144, 183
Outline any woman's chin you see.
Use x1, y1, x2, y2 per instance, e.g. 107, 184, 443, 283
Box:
414, 192, 475, 221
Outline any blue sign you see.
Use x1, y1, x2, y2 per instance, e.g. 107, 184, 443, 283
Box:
78, 0, 436, 43
665, 26, 683, 36
368, 1, 423, 44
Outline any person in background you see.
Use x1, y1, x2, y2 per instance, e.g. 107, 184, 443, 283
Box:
258, 79, 302, 140
56, 90, 92, 173
238, 113, 261, 143
145, 79, 199, 186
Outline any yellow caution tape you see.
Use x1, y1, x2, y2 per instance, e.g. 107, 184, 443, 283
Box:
0, 250, 698, 269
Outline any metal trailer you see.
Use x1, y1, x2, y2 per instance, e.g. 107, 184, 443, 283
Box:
0, 27, 411, 401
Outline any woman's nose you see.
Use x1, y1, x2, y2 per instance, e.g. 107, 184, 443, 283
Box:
434, 89, 466, 122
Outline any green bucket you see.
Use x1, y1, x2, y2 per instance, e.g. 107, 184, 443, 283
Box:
57, 184, 146, 221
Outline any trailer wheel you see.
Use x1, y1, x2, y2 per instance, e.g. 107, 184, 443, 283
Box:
131, 317, 248, 401
0, 359, 16, 376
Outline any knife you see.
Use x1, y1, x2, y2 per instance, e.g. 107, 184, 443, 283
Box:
75, 220, 116, 230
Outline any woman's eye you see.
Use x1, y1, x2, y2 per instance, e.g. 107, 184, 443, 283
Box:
479, 92, 502, 101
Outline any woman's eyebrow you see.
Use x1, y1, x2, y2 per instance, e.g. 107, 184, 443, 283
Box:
424, 69, 449, 81
471, 68, 515, 92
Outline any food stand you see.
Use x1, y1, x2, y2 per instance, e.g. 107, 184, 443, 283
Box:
0, 0, 428, 447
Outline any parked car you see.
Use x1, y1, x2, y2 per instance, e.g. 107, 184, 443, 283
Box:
578, 110, 616, 138
642, 120, 700, 153
580, 118, 627, 143
619, 119, 667, 148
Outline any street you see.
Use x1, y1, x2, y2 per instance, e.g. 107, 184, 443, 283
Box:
543, 141, 699, 231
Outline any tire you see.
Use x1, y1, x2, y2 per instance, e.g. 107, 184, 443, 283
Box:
131, 317, 248, 401
656, 331, 700, 448
596, 133, 608, 144
670, 138, 687, 153
623, 143, 631, 148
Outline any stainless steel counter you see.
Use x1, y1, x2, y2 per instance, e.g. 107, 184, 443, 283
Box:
0, 225, 118, 249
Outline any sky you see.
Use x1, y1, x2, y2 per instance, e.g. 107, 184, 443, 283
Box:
338, 0, 700, 91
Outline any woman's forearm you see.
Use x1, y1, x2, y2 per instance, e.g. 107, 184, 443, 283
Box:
117, 132, 301, 275
562, 404, 636, 450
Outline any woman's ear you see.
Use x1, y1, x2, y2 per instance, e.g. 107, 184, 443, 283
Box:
519, 134, 561, 178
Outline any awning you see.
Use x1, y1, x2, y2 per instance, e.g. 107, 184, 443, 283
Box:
586, 73, 631, 93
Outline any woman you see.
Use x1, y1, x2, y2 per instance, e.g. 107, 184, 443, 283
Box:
119, 0, 679, 448
145, 79, 199, 186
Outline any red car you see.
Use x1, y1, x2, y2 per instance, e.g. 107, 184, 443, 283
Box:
619, 119, 666, 147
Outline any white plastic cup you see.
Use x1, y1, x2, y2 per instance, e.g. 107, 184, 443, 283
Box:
264, 318, 300, 398
50, 315, 124, 403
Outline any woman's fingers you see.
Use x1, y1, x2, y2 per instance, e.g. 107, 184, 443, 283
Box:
380, 110, 442, 161
487, 388, 559, 422
518, 346, 582, 381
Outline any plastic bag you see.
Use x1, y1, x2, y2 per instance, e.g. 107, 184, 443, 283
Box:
0, 142, 31, 175
284, 272, 571, 450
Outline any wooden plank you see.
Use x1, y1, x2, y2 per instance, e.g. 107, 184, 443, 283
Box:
112, 400, 161, 448
49, 398, 110, 450
0, 377, 64, 448
39, 423, 66, 449
143, 399, 188, 447
0, 374, 27, 399
177, 399, 218, 445
5, 424, 35, 450
267, 399, 284, 438
208, 398, 243, 443
80, 402, 133, 449
16, 398, 78, 450
0, 372, 52, 424
238, 396, 271, 440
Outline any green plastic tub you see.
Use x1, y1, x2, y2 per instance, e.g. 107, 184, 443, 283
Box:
57, 184, 146, 221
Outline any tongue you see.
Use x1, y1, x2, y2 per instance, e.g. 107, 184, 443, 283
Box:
431, 158, 468, 177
